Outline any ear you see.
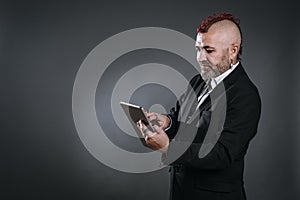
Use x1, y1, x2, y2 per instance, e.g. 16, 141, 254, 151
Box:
229, 43, 239, 61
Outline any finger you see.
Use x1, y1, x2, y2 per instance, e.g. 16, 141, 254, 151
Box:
153, 124, 162, 133
138, 120, 149, 136
157, 121, 164, 127
136, 121, 141, 131
136, 120, 141, 127
140, 122, 148, 132
146, 112, 153, 118
137, 121, 145, 137
145, 135, 155, 146
145, 132, 157, 142
148, 113, 159, 121
137, 120, 144, 129
152, 114, 158, 121
140, 123, 155, 137
139, 120, 150, 131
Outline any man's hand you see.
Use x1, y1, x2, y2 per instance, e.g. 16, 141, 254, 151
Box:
146, 112, 170, 130
137, 121, 169, 153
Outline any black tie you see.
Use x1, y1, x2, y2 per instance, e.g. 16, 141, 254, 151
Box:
186, 80, 211, 124
195, 80, 211, 111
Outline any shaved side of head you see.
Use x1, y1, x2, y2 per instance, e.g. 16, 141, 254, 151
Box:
208, 19, 242, 53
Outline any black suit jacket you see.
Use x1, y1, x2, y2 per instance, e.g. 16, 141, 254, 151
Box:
162, 63, 261, 200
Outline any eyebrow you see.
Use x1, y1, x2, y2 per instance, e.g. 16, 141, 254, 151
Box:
203, 45, 214, 49
195, 44, 215, 49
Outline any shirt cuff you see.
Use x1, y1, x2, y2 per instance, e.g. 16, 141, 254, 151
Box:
164, 114, 172, 131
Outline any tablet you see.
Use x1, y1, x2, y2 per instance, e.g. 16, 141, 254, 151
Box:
120, 101, 155, 137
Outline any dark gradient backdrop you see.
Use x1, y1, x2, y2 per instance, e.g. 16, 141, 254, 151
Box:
1, 1, 299, 200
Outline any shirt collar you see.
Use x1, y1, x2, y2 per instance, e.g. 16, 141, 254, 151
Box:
209, 61, 239, 89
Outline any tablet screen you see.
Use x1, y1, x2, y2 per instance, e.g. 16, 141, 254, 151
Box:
120, 101, 155, 134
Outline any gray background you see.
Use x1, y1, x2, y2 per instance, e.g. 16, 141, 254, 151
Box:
1, 0, 299, 199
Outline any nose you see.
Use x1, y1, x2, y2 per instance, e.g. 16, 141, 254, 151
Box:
197, 49, 206, 63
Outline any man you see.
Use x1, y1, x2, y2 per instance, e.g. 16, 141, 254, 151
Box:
138, 13, 261, 200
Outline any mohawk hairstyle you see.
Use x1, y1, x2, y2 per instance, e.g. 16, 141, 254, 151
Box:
197, 13, 243, 60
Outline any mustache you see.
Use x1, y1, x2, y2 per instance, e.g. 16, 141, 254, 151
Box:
199, 61, 220, 76
199, 61, 214, 70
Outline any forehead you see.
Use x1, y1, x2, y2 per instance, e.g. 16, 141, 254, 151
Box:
195, 32, 224, 48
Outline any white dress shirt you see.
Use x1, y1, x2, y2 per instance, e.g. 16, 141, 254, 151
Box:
196, 62, 240, 110
165, 62, 240, 131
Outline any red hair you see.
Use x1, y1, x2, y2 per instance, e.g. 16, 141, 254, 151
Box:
197, 13, 240, 33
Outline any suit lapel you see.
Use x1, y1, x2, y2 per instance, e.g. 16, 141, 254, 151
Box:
187, 63, 245, 124
178, 81, 205, 122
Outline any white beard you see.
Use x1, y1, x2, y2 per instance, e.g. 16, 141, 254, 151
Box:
199, 65, 219, 82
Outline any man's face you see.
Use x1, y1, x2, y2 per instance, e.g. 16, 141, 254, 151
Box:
195, 31, 231, 82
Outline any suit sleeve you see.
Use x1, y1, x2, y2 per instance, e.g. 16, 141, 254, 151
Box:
162, 87, 262, 170
165, 75, 202, 139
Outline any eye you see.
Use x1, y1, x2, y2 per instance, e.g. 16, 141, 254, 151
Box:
205, 49, 214, 53
195, 47, 200, 52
